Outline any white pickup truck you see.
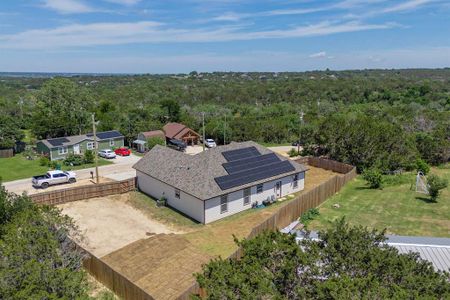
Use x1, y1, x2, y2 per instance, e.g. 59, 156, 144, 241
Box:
32, 170, 77, 189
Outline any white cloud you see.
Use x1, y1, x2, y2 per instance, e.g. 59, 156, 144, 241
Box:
309, 51, 327, 58
382, 0, 435, 13
42, 0, 94, 14
102, 0, 141, 6
0, 20, 397, 50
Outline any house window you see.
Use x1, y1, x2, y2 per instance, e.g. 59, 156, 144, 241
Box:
109, 139, 115, 147
58, 147, 68, 155
220, 195, 228, 214
175, 189, 180, 199
293, 173, 299, 188
87, 142, 95, 150
243, 188, 251, 206
256, 184, 263, 194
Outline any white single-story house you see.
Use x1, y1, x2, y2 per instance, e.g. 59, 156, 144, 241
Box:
133, 141, 308, 224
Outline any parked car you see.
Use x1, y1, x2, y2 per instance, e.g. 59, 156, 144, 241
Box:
98, 149, 116, 159
32, 170, 77, 189
114, 147, 131, 156
204, 138, 217, 148
167, 139, 187, 152
292, 140, 302, 146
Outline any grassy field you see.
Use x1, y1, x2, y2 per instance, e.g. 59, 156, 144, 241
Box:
309, 165, 450, 237
0, 154, 112, 182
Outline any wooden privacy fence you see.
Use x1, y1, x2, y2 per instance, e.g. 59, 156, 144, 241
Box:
185, 157, 357, 299
30, 178, 136, 205
0, 148, 13, 158
82, 249, 155, 300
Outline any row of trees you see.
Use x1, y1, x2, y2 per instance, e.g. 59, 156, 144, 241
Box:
0, 70, 448, 170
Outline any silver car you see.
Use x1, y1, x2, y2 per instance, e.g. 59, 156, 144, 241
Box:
98, 149, 116, 159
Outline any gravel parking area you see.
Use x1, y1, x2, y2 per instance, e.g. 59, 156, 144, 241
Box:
58, 194, 179, 257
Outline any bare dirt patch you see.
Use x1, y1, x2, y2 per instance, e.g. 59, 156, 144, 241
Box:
58, 194, 179, 257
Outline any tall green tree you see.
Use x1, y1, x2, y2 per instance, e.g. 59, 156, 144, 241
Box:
0, 114, 24, 149
31, 78, 93, 139
0, 185, 89, 299
196, 219, 450, 299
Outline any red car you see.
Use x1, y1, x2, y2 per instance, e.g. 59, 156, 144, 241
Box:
114, 147, 131, 156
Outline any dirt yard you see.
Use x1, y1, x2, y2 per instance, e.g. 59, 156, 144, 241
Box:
58, 194, 179, 257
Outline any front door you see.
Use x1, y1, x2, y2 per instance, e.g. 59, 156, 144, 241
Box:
275, 181, 282, 198
73, 144, 80, 155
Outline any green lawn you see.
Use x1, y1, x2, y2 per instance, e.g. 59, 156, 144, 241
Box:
0, 154, 112, 182
309, 166, 450, 237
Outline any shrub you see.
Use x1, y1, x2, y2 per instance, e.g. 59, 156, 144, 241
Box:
147, 136, 165, 150
288, 148, 299, 157
362, 168, 383, 189
83, 150, 94, 164
156, 196, 167, 207
39, 156, 50, 166
415, 158, 430, 175
299, 208, 320, 226
63, 154, 83, 166
427, 174, 448, 202
48, 161, 58, 169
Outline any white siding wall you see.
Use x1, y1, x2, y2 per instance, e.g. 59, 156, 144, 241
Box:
136, 171, 205, 223
204, 171, 305, 224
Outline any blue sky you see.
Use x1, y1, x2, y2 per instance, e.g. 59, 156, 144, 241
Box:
0, 0, 449, 73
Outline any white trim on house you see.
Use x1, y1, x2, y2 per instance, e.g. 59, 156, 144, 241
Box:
58, 146, 68, 155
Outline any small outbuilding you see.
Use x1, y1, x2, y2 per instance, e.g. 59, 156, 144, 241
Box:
134, 130, 166, 153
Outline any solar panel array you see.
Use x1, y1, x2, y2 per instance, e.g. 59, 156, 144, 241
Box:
48, 137, 70, 147
87, 131, 123, 140
215, 160, 295, 190
222, 146, 261, 161
215, 147, 296, 190
223, 153, 281, 174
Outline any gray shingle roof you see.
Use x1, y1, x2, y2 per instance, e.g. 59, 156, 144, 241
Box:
133, 141, 308, 200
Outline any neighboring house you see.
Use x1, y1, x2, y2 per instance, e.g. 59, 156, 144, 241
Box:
36, 130, 124, 160
133, 130, 166, 153
133, 141, 308, 224
163, 122, 200, 145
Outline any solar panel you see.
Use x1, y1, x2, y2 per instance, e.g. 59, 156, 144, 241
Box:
223, 153, 281, 174
215, 160, 295, 190
87, 131, 123, 140
47, 137, 70, 147
222, 146, 261, 161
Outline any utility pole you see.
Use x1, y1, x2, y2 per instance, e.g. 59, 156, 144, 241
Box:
223, 114, 227, 145
298, 111, 304, 154
91, 113, 99, 184
202, 112, 205, 151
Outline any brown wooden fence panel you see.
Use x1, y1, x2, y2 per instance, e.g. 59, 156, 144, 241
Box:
82, 249, 154, 300
0, 149, 13, 158
30, 178, 136, 205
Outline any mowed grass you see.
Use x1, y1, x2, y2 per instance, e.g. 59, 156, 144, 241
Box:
309, 165, 450, 237
0, 154, 112, 182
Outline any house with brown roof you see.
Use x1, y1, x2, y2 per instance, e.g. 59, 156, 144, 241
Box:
163, 122, 200, 146
133, 141, 307, 223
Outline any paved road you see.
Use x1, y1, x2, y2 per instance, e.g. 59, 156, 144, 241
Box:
4, 154, 140, 195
